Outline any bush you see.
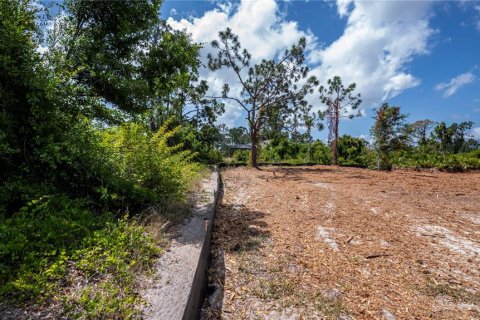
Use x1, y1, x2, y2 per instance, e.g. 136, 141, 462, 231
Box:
97, 121, 201, 211
0, 195, 160, 318
390, 149, 480, 172
231, 150, 250, 163
337, 135, 370, 167
260, 138, 331, 164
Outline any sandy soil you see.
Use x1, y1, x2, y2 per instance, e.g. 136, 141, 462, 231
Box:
202, 166, 480, 320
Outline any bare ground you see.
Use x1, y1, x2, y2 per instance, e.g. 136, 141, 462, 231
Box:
202, 166, 480, 319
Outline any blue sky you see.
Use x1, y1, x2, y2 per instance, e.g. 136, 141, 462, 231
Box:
163, 0, 480, 140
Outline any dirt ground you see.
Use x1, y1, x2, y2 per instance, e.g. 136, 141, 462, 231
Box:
201, 166, 480, 320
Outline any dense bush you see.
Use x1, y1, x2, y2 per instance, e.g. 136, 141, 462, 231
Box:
260, 138, 331, 164
0, 120, 200, 315
337, 135, 370, 167
97, 122, 201, 211
391, 149, 480, 172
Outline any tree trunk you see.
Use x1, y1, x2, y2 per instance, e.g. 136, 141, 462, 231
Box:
250, 128, 258, 168
332, 102, 340, 165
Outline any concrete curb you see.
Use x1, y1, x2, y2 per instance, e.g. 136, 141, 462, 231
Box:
183, 169, 221, 320
143, 168, 220, 320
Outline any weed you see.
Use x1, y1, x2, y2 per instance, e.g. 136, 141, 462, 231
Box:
425, 280, 480, 305
314, 292, 348, 319
253, 276, 295, 300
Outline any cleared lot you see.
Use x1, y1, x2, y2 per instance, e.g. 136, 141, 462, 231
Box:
202, 166, 480, 319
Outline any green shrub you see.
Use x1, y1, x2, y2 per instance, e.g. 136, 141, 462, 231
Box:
97, 121, 201, 210
231, 150, 250, 163
260, 139, 331, 164
0, 195, 160, 318
0, 195, 98, 300
390, 150, 480, 171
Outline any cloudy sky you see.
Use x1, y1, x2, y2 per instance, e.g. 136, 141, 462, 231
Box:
162, 0, 480, 140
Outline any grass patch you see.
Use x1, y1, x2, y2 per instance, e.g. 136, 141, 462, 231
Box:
314, 291, 348, 319
0, 195, 164, 318
425, 280, 480, 305
253, 276, 295, 300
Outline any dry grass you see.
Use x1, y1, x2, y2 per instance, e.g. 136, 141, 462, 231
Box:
202, 166, 480, 319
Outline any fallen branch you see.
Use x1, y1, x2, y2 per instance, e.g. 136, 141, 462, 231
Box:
420, 233, 446, 238
365, 253, 391, 259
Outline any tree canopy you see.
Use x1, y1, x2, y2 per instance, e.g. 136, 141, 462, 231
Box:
207, 28, 318, 167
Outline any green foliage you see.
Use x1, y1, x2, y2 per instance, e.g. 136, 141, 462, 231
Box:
1, 1, 204, 317
391, 149, 480, 172
260, 138, 331, 164
0, 196, 160, 318
371, 103, 408, 170
337, 135, 370, 167
0, 196, 160, 314
433, 121, 474, 154
231, 150, 250, 163
179, 124, 223, 164
98, 121, 201, 209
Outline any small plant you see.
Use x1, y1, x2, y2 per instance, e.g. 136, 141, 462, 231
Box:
253, 276, 296, 300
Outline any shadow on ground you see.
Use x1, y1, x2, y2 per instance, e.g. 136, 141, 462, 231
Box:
201, 177, 271, 319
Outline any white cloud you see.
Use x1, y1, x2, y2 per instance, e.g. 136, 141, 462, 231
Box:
167, 0, 317, 126
435, 72, 476, 98
472, 127, 480, 139
310, 0, 434, 109
167, 0, 435, 126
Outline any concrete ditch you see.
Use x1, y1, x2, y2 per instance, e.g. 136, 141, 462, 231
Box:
142, 169, 220, 320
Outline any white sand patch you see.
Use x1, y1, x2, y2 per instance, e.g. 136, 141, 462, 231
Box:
371, 207, 378, 214
324, 201, 335, 214
462, 213, 480, 225
416, 225, 480, 258
232, 187, 251, 210
379, 239, 391, 247
317, 226, 339, 251
313, 182, 333, 190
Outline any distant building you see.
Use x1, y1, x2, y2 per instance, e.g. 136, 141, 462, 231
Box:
229, 143, 252, 150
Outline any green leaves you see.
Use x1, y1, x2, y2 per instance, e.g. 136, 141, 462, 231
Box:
371, 103, 408, 170
97, 121, 200, 209
208, 28, 318, 166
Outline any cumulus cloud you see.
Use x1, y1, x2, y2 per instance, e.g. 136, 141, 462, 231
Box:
167, 0, 435, 125
435, 72, 476, 98
472, 127, 480, 139
310, 0, 434, 109
167, 0, 317, 126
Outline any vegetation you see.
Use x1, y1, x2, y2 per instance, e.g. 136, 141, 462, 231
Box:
318, 76, 362, 165
1, 0, 201, 317
371, 103, 409, 170
207, 28, 318, 167
1, 0, 479, 317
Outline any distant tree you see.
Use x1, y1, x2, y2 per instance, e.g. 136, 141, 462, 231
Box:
337, 135, 368, 166
228, 127, 250, 145
318, 76, 362, 165
261, 107, 289, 142
434, 121, 474, 154
207, 28, 318, 167
371, 103, 408, 170
409, 119, 435, 146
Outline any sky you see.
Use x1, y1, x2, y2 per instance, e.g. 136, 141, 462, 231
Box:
161, 0, 480, 140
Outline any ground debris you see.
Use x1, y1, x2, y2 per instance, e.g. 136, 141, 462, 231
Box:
201, 166, 480, 319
